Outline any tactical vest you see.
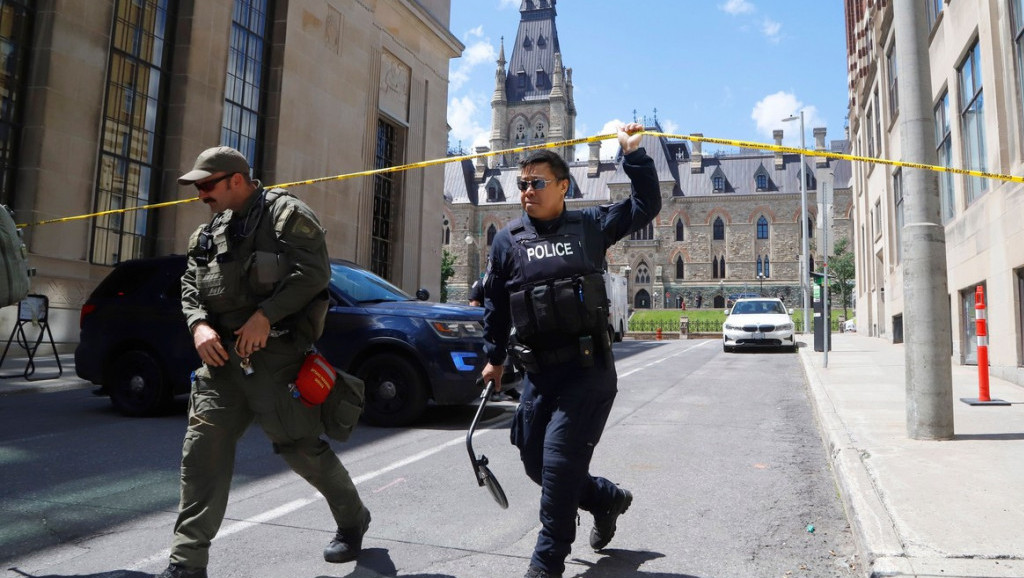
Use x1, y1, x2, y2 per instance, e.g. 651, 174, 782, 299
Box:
0, 205, 31, 308
506, 212, 609, 350
188, 189, 328, 345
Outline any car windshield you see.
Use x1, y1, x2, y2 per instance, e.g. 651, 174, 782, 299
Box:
330, 262, 412, 304
731, 301, 786, 315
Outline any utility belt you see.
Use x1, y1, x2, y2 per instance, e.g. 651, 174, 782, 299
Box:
509, 272, 607, 343
508, 330, 612, 373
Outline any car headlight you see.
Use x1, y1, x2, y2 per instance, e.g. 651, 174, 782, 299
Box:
428, 320, 483, 339
777, 323, 793, 331
723, 323, 739, 331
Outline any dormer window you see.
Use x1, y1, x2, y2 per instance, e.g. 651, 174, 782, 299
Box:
523, 35, 532, 49
536, 68, 547, 88
756, 173, 768, 190
537, 34, 547, 47
517, 70, 527, 90
711, 167, 727, 192
485, 176, 505, 202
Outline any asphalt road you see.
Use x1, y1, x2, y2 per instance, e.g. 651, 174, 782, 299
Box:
0, 339, 858, 578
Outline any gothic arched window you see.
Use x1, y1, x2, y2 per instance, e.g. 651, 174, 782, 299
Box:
630, 221, 655, 241
635, 263, 651, 284
675, 219, 684, 241
757, 216, 769, 239
675, 256, 684, 279
712, 256, 719, 279
486, 224, 497, 246
713, 217, 725, 240
764, 255, 771, 278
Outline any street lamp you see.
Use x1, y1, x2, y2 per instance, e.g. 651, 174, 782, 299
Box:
653, 291, 660, 309
758, 272, 765, 296
783, 111, 810, 334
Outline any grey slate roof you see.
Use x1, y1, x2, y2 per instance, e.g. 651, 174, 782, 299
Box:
443, 133, 853, 207
506, 0, 561, 103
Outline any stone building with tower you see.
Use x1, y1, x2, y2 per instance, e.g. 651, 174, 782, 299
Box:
444, 0, 853, 314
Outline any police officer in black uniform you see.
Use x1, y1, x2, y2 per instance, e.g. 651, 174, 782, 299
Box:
480, 123, 660, 578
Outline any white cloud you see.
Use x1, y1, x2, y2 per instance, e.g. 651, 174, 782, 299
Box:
598, 119, 625, 160
449, 39, 497, 91
447, 95, 491, 150
720, 0, 755, 15
661, 119, 681, 136
750, 91, 823, 148
761, 18, 782, 43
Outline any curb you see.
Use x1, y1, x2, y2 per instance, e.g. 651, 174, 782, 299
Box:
797, 340, 905, 578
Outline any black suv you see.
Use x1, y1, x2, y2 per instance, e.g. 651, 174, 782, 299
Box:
75, 255, 489, 426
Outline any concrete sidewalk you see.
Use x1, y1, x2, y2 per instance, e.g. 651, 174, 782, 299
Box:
0, 352, 92, 394
800, 333, 1024, 578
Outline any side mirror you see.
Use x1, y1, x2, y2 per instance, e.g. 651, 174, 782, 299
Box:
415, 288, 430, 301
723, 309, 731, 315
788, 308, 794, 315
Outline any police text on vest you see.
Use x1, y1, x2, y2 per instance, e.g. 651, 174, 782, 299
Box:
527, 242, 574, 261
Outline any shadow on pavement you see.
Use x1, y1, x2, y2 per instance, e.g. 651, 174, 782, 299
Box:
569, 549, 704, 578
323, 547, 456, 577
6, 570, 150, 578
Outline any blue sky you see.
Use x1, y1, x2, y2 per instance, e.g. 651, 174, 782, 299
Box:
446, 0, 849, 160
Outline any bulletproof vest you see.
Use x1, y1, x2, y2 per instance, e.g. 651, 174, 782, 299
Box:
0, 205, 31, 307
189, 189, 327, 343
506, 212, 609, 346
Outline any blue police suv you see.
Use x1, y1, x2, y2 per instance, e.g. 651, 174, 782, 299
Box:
75, 255, 487, 427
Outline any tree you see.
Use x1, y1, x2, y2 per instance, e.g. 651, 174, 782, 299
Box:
440, 248, 457, 303
827, 236, 856, 319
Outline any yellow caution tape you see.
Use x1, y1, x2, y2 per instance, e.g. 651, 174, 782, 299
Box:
17, 130, 1023, 229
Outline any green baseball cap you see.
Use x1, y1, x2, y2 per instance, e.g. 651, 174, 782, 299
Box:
178, 146, 250, 185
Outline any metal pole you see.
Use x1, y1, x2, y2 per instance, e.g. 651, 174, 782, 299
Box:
799, 111, 810, 335
894, 1, 953, 439
823, 193, 829, 369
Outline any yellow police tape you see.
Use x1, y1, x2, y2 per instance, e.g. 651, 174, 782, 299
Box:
17, 130, 1024, 229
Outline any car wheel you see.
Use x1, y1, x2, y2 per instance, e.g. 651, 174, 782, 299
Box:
357, 353, 428, 427
107, 349, 171, 417
616, 321, 625, 343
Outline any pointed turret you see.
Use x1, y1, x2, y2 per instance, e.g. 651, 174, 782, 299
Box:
490, 38, 509, 167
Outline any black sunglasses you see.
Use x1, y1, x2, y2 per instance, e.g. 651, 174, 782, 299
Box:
516, 177, 558, 192
195, 173, 235, 193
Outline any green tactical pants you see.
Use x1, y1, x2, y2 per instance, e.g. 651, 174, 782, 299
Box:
169, 337, 364, 568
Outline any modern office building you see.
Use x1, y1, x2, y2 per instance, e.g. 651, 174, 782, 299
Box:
845, 0, 1024, 385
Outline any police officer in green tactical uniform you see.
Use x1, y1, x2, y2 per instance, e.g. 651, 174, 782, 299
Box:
156, 147, 369, 578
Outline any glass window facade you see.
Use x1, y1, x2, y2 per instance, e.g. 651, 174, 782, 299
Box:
959, 41, 987, 203
0, 0, 32, 206
893, 168, 903, 260
934, 91, 955, 222
222, 0, 270, 173
92, 0, 174, 265
373, 118, 403, 280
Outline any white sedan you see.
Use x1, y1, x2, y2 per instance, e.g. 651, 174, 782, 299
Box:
722, 298, 797, 353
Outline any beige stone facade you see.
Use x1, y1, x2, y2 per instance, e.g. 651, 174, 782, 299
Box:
846, 0, 1024, 385
0, 0, 462, 347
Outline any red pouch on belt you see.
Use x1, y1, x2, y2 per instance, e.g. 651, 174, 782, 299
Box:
291, 351, 337, 407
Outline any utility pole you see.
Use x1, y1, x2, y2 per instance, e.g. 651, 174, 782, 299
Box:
894, 1, 954, 439
783, 112, 811, 333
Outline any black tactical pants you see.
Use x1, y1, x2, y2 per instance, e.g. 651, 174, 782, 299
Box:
510, 360, 621, 576
169, 338, 364, 568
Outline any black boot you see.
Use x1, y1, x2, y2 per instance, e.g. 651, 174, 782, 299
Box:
155, 564, 207, 578
524, 565, 562, 578
590, 487, 633, 550
324, 507, 371, 563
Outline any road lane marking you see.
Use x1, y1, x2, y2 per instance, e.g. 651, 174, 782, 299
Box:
618, 340, 711, 379
130, 425, 508, 571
